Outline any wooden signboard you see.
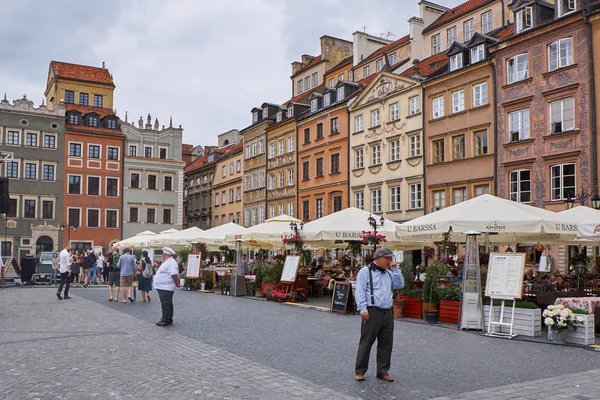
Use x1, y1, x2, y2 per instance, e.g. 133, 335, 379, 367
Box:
485, 252, 526, 300
280, 255, 300, 283
186, 253, 202, 279
330, 281, 354, 315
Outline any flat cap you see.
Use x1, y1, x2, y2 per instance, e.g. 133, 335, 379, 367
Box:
373, 248, 393, 259
162, 247, 176, 256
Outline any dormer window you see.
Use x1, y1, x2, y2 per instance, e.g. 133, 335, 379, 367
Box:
68, 113, 80, 124
252, 112, 258, 123
287, 106, 294, 118
450, 53, 463, 72
262, 107, 268, 119
558, 0, 576, 16
107, 119, 117, 129
311, 98, 318, 112
276, 111, 282, 122
363, 65, 370, 78
389, 53, 396, 66
516, 7, 532, 33
324, 93, 331, 107
376, 59, 384, 72
337, 86, 345, 100
471, 45, 485, 63
88, 116, 98, 127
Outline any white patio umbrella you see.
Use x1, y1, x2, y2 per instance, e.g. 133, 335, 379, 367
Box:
190, 223, 248, 250
151, 227, 204, 248
301, 207, 419, 249
114, 230, 157, 249
568, 206, 600, 241
144, 228, 181, 248
225, 214, 301, 249
397, 194, 579, 244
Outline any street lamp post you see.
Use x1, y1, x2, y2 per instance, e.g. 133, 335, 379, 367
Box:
289, 222, 304, 254
60, 223, 78, 244
367, 214, 385, 251
564, 190, 600, 209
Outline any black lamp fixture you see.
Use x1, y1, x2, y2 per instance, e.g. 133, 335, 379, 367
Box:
367, 214, 385, 231
289, 221, 304, 234
564, 193, 576, 210
60, 223, 78, 241
564, 190, 600, 210
592, 194, 600, 210
506, 245, 514, 253
574, 263, 586, 276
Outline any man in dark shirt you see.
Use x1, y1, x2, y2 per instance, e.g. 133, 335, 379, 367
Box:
107, 247, 121, 302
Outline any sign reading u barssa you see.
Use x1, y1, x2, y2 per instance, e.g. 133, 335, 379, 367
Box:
406, 224, 437, 232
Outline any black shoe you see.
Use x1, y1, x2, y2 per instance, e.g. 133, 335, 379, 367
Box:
128, 297, 135, 303
56, 293, 63, 300
156, 321, 171, 327
64, 295, 71, 299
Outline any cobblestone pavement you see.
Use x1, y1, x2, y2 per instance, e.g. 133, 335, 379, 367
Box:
3, 287, 600, 399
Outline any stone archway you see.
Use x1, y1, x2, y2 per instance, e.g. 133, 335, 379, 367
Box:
31, 222, 60, 251
35, 235, 54, 254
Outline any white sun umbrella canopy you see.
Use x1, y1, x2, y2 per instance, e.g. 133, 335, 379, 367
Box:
151, 226, 204, 247
114, 230, 157, 249
225, 214, 301, 249
192, 223, 249, 250
397, 194, 579, 244
564, 206, 600, 241
145, 228, 180, 247
301, 207, 415, 249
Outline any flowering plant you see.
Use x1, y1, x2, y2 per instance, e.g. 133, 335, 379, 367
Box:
361, 230, 387, 246
542, 304, 577, 332
440, 257, 456, 267
269, 289, 289, 302
282, 232, 304, 247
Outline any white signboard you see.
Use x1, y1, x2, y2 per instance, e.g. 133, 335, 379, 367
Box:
280, 256, 301, 283
186, 253, 202, 279
485, 253, 526, 300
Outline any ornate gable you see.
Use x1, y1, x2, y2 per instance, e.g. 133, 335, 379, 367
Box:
350, 72, 418, 110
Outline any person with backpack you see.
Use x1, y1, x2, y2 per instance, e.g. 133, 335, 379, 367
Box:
87, 249, 98, 285
107, 247, 121, 302
137, 250, 153, 302
81, 250, 91, 288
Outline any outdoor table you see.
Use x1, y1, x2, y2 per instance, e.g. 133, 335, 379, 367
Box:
554, 297, 600, 332
307, 277, 320, 298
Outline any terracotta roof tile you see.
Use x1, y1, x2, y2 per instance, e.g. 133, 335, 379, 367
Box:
422, 0, 496, 34
354, 34, 410, 68
356, 74, 377, 86
51, 61, 114, 85
402, 52, 449, 79
489, 23, 515, 40
182, 144, 194, 154
184, 146, 226, 173
66, 104, 116, 119
283, 83, 326, 107
291, 55, 323, 77
66, 124, 123, 136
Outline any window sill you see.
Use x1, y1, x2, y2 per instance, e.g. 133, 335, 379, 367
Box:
406, 155, 422, 161
330, 171, 342, 175
504, 138, 535, 147
408, 208, 424, 212
543, 129, 580, 139
386, 119, 401, 125
352, 130, 365, 135
368, 125, 382, 130
352, 167, 365, 172
43, 147, 57, 150
428, 116, 447, 123
406, 112, 421, 119
315, 174, 325, 178
469, 103, 490, 112
315, 137, 325, 142
449, 110, 467, 117
542, 63, 577, 78
502, 77, 533, 90
330, 131, 340, 136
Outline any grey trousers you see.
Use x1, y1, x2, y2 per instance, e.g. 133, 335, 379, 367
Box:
355, 307, 394, 376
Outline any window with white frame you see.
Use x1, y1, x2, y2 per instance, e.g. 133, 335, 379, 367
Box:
324, 93, 331, 107
258, 139, 264, 154
25, 132, 37, 147
371, 189, 382, 213
473, 82, 487, 107
329, 78, 335, 87
245, 145, 251, 159
371, 109, 380, 127
450, 53, 463, 71
371, 144, 381, 165
251, 207, 257, 225
355, 192, 364, 210
363, 65, 370, 77
288, 137, 294, 153
7, 131, 19, 145
453, 188, 467, 205
279, 203, 284, 216
433, 190, 446, 210
245, 175, 250, 191
252, 112, 258, 123
550, 97, 575, 134
482, 11, 493, 34
263, 107, 269, 119
453, 135, 465, 160
276, 111, 282, 122
349, 70, 354, 82
43, 164, 55, 181
269, 205, 275, 219
409, 96, 420, 115
410, 183, 422, 209
244, 208, 250, 227
311, 98, 318, 112
236, 160, 241, 172
252, 142, 257, 156
389, 54, 396, 65
432, 96, 444, 118
267, 174, 274, 190
507, 53, 529, 84
269, 143, 275, 159
516, 7, 533, 33
433, 139, 445, 163
286, 106, 293, 118
339, 73, 344, 81
258, 207, 264, 224
5, 161, 18, 178
337, 86, 345, 100
475, 130, 488, 155
390, 139, 400, 162
215, 193, 220, 206
390, 186, 401, 211
43, 134, 56, 149
331, 117, 339, 134
312, 72, 318, 87
252, 173, 257, 189
551, 163, 576, 201
376, 59, 384, 72
510, 169, 531, 203
355, 148, 364, 169
548, 38, 573, 71
316, 198, 323, 219
508, 109, 530, 142
475, 185, 490, 196
278, 140, 284, 155
24, 162, 37, 180
222, 166, 226, 177
558, 0, 577, 16
389, 103, 399, 121
304, 77, 310, 91
278, 171, 284, 188
288, 202, 294, 217
410, 134, 421, 157
229, 188, 234, 203
297, 79, 303, 93
432, 34, 441, 55
452, 90, 465, 113
230, 162, 234, 175
288, 169, 294, 186
447, 26, 456, 48
464, 19, 474, 41
471, 44, 485, 63
259, 171, 265, 187
355, 115, 363, 132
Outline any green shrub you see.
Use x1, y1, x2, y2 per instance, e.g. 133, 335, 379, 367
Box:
439, 285, 462, 301
422, 263, 444, 303
404, 288, 423, 299
571, 308, 589, 315
485, 299, 539, 309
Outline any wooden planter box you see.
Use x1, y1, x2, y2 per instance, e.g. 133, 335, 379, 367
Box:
483, 305, 541, 337
548, 314, 595, 345
402, 297, 422, 319
439, 300, 461, 324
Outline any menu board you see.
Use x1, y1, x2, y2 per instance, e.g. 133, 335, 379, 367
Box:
280, 256, 300, 283
485, 253, 526, 300
186, 253, 202, 279
330, 281, 354, 315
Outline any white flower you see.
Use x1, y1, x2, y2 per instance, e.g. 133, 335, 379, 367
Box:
544, 317, 554, 326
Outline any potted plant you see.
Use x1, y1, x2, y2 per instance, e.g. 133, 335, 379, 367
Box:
264, 286, 274, 300
403, 288, 423, 319
422, 263, 443, 321
544, 304, 577, 344
438, 286, 462, 324
484, 299, 541, 337
288, 291, 298, 303
392, 260, 415, 318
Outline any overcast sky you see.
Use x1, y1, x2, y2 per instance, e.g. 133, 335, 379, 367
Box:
0, 0, 461, 146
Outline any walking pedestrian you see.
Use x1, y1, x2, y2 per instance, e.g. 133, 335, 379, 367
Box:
137, 250, 153, 302
87, 249, 98, 284
97, 252, 106, 283
155, 247, 180, 326
71, 250, 81, 287
354, 248, 404, 383
81, 250, 91, 288
117, 248, 137, 303
51, 253, 59, 287
107, 247, 121, 302
56, 246, 73, 300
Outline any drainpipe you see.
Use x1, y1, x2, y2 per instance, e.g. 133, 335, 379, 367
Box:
585, 11, 598, 195
421, 82, 427, 214
347, 105, 351, 208
489, 57, 498, 196
501, 0, 506, 25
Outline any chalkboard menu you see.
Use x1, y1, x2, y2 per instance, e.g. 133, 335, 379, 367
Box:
330, 281, 354, 315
